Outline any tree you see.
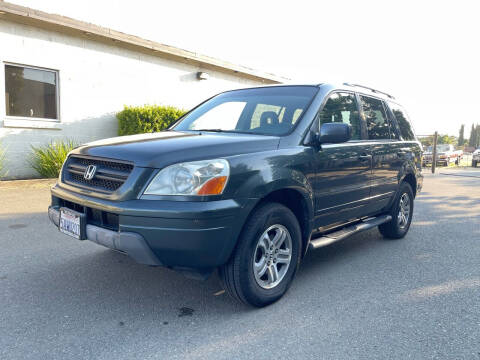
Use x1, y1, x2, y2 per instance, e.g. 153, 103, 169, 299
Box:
419, 136, 432, 147
468, 124, 476, 147
476, 124, 480, 148
438, 135, 456, 144
419, 134, 456, 148
458, 124, 465, 146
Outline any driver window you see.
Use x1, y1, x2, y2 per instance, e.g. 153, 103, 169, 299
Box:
318, 92, 361, 140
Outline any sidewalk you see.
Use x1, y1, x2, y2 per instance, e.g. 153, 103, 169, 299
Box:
437, 167, 480, 178
0, 178, 56, 190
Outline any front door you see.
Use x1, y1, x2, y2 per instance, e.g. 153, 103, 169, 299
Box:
312, 92, 372, 229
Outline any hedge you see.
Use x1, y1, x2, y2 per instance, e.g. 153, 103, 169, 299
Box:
117, 105, 187, 136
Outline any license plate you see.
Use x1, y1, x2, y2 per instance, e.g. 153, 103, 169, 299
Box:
59, 208, 85, 240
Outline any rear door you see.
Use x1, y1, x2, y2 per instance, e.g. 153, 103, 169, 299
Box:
312, 92, 372, 228
359, 95, 399, 212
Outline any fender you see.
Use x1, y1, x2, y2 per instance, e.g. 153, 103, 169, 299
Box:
222, 148, 316, 257
227, 148, 315, 220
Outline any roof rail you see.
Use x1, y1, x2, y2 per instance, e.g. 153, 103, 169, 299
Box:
343, 83, 395, 99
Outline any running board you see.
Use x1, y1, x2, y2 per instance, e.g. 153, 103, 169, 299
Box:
309, 215, 392, 250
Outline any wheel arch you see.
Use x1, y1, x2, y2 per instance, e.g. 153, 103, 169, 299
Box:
247, 186, 314, 258
402, 172, 417, 198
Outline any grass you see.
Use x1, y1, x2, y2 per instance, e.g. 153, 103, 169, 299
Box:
29, 139, 78, 178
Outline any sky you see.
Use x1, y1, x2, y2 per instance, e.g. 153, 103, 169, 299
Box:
8, 0, 480, 137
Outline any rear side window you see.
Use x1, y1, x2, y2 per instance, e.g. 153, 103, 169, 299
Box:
388, 102, 415, 140
360, 95, 391, 140
318, 92, 361, 140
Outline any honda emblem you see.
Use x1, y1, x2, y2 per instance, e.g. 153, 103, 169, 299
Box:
84, 164, 97, 180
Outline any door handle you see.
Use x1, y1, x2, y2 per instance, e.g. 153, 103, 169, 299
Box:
358, 154, 372, 161
397, 151, 407, 157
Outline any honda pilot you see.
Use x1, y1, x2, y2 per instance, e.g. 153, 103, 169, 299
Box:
48, 83, 423, 307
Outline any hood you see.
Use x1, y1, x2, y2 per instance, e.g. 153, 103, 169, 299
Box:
72, 131, 280, 168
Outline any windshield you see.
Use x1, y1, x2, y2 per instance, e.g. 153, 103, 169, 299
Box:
426, 144, 451, 152
437, 144, 451, 152
172, 86, 318, 136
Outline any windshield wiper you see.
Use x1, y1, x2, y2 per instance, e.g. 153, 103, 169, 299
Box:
194, 129, 226, 132
191, 129, 270, 136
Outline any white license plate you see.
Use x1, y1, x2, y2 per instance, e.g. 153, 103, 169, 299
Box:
59, 208, 82, 239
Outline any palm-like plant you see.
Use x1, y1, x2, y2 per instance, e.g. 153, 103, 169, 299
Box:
29, 139, 78, 178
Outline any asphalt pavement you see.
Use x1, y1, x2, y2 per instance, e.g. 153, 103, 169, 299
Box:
0, 171, 479, 360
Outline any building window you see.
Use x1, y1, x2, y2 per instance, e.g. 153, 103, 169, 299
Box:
4, 64, 59, 120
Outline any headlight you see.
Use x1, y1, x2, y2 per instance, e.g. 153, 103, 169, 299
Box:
144, 159, 229, 196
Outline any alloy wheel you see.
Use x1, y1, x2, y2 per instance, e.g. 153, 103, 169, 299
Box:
253, 224, 292, 289
397, 193, 411, 229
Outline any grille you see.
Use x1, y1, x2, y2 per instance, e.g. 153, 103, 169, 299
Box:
63, 155, 133, 193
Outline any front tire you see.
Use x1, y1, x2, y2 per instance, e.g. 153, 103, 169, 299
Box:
379, 182, 414, 239
219, 202, 302, 307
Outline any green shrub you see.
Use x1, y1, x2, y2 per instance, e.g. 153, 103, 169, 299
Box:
0, 144, 6, 178
29, 139, 78, 178
117, 104, 187, 136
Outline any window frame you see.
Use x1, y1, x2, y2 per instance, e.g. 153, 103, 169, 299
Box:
4, 62, 61, 123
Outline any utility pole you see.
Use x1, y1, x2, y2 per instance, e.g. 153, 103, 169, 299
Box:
432, 131, 438, 174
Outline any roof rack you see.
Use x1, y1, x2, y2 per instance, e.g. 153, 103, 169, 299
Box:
343, 83, 395, 99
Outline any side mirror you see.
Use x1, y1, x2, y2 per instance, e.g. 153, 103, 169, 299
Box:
318, 122, 351, 144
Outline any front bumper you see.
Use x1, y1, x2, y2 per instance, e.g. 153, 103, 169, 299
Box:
49, 183, 257, 270
49, 206, 161, 265
422, 157, 448, 165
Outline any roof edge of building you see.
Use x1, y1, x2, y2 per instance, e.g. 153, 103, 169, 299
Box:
0, 1, 286, 84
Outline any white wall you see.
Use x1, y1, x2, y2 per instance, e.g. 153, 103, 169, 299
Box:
0, 20, 264, 178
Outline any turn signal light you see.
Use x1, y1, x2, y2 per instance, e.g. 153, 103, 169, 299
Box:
197, 176, 227, 195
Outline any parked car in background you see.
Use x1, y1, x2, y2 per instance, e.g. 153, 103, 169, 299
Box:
48, 83, 423, 307
423, 144, 463, 166
473, 148, 480, 167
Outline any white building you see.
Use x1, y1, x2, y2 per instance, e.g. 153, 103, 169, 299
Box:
0, 2, 283, 178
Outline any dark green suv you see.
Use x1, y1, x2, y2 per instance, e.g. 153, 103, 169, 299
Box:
48, 83, 423, 307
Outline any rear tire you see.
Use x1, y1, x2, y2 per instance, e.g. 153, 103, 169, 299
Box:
219, 202, 302, 307
379, 182, 414, 239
